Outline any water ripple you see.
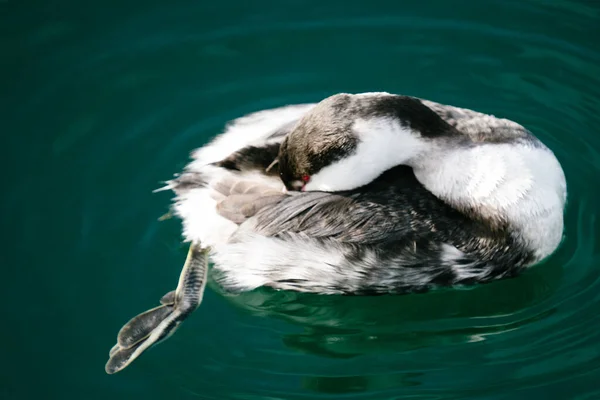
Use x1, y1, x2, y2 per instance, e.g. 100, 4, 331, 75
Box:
10, 1, 600, 398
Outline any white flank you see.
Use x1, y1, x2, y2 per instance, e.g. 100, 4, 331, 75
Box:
211, 232, 352, 293
414, 142, 567, 260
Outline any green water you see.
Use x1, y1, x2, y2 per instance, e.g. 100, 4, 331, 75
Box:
3, 0, 600, 399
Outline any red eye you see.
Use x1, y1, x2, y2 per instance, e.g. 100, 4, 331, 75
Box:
301, 175, 310, 183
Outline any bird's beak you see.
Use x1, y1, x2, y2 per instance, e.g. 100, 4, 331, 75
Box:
265, 158, 279, 174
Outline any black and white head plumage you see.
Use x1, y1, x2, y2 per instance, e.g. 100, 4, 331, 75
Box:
277, 93, 457, 191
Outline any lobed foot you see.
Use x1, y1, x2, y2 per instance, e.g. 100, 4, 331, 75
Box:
105, 244, 209, 374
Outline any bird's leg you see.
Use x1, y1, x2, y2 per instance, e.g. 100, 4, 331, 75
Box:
105, 244, 209, 374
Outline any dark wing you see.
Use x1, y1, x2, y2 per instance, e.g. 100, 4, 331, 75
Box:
213, 165, 525, 290
216, 165, 470, 245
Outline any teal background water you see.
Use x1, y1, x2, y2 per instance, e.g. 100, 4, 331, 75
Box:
3, 1, 600, 399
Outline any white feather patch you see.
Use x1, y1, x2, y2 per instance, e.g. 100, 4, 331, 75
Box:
440, 244, 491, 280
414, 142, 566, 260
189, 104, 314, 169
173, 168, 238, 246
211, 232, 351, 293
304, 117, 426, 192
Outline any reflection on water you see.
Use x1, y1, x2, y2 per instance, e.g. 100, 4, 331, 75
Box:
3, 0, 600, 399
216, 263, 560, 358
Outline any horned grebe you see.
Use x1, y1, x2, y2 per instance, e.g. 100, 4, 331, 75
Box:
106, 92, 566, 374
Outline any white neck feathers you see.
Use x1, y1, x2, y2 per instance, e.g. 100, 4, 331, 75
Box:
304, 117, 425, 192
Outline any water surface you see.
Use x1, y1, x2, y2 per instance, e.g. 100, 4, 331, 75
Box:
3, 1, 600, 399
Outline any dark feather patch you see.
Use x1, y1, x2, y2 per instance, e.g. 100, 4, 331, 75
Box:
250, 165, 533, 291
214, 143, 281, 175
